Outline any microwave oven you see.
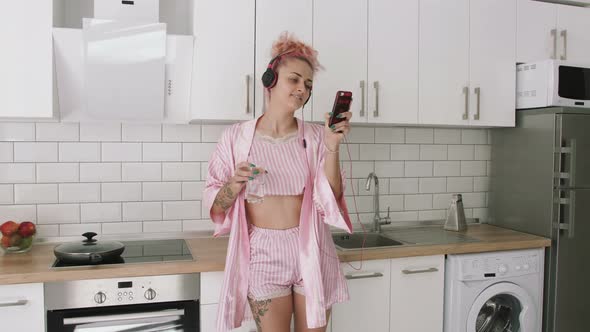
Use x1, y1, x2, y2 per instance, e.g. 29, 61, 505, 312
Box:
516, 60, 590, 109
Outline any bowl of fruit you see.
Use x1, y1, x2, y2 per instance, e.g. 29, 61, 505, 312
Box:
0, 221, 36, 254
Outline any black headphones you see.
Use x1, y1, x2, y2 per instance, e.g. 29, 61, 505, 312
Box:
261, 52, 312, 106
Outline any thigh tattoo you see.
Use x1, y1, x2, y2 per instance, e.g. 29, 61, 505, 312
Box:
249, 298, 271, 331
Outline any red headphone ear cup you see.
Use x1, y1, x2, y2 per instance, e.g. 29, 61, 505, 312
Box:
261, 68, 278, 88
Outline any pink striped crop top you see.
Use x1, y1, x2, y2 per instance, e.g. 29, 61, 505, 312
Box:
247, 130, 308, 196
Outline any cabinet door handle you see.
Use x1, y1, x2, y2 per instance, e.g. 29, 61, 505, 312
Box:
0, 299, 28, 308
473, 87, 481, 120
360, 80, 366, 117
462, 86, 469, 120
345, 272, 384, 280
373, 81, 379, 117
245, 74, 251, 114
560, 30, 568, 60
402, 267, 438, 275
551, 29, 557, 60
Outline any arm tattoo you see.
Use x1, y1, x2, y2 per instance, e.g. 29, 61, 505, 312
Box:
213, 182, 237, 211
248, 298, 271, 331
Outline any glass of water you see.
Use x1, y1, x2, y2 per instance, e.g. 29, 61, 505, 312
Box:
245, 169, 265, 204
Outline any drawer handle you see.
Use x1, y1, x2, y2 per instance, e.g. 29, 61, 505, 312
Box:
0, 299, 28, 308
402, 267, 438, 275
345, 272, 384, 280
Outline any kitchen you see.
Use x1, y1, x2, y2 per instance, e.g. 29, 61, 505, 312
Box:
0, 0, 588, 331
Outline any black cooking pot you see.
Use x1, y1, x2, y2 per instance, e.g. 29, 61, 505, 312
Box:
54, 232, 125, 264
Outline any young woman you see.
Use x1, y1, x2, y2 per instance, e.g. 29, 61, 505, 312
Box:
203, 32, 353, 332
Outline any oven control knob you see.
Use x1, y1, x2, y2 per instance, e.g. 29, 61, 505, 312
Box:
94, 292, 107, 304
144, 288, 157, 301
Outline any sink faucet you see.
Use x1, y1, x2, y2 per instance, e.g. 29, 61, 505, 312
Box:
365, 172, 391, 233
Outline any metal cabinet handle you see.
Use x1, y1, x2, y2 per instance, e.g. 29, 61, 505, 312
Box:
345, 272, 384, 280
473, 87, 481, 120
373, 81, 379, 117
551, 29, 557, 60
0, 299, 28, 308
462, 86, 469, 120
245, 75, 251, 114
402, 267, 438, 275
560, 30, 568, 60
64, 309, 185, 325
360, 80, 366, 117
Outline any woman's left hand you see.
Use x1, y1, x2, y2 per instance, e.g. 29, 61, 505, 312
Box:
324, 111, 352, 151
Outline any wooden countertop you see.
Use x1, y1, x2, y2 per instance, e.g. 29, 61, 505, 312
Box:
0, 224, 550, 285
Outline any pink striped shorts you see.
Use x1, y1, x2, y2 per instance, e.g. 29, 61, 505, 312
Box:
248, 224, 305, 301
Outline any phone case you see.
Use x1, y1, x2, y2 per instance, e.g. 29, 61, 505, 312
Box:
329, 91, 353, 127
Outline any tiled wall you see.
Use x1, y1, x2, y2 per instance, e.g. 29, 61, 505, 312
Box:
0, 121, 489, 239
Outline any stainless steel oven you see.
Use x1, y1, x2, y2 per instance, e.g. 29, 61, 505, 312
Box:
45, 273, 199, 332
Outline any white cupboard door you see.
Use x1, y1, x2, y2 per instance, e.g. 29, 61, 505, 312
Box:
469, 0, 516, 127
191, 0, 255, 121
516, 0, 557, 63
390, 255, 444, 332
418, 0, 469, 126
368, 0, 419, 125
201, 303, 258, 332
556, 5, 590, 63
0, 283, 45, 331
0, 1, 53, 119
332, 259, 391, 332
255, 0, 313, 120
313, 0, 367, 123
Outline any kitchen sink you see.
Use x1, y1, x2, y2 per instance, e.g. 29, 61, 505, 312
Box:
332, 233, 405, 250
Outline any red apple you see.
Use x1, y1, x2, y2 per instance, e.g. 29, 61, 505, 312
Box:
1, 236, 10, 248
0, 221, 19, 236
17, 221, 36, 237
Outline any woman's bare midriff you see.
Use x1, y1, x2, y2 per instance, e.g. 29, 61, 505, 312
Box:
245, 195, 303, 229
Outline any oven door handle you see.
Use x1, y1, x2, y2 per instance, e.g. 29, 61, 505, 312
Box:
63, 308, 184, 325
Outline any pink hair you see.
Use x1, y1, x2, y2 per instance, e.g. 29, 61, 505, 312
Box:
271, 31, 323, 72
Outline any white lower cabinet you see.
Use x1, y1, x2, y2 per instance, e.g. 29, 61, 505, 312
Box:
201, 303, 258, 332
0, 283, 45, 331
390, 255, 445, 332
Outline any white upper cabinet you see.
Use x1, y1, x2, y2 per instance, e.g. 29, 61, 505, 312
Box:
0, 283, 45, 331
418, 0, 470, 126
368, 0, 419, 125
313, 0, 367, 124
190, 0, 255, 122
468, 0, 516, 127
517, 0, 590, 63
255, 0, 313, 120
1, 1, 54, 119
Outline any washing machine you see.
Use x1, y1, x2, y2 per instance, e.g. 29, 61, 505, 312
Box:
444, 248, 544, 332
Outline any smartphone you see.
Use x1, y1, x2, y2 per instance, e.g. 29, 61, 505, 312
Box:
328, 91, 353, 127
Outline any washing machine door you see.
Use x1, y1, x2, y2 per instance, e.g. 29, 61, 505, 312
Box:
466, 282, 537, 332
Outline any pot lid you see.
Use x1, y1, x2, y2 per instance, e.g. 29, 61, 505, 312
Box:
54, 232, 124, 255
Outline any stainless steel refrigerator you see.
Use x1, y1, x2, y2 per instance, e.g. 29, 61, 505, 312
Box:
489, 107, 590, 332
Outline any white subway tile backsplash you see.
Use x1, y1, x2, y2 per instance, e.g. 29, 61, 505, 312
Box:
340, 161, 374, 179
473, 207, 489, 222
182, 219, 214, 232
143, 143, 181, 162
434, 129, 461, 144
80, 123, 121, 141
201, 162, 208, 180
80, 163, 121, 182
143, 182, 181, 201
102, 183, 141, 202
359, 144, 390, 160
36, 123, 79, 141
0, 164, 35, 183
474, 145, 491, 160
202, 125, 230, 142
143, 220, 182, 233
36, 224, 59, 237
418, 209, 446, 221
81, 203, 122, 222
419, 145, 447, 160
389, 178, 419, 195
461, 161, 486, 176
461, 129, 488, 144
378, 195, 404, 212
448, 145, 474, 160
60, 223, 101, 236
433, 193, 453, 209
102, 222, 142, 234
14, 142, 58, 162
60, 143, 100, 162
15, 184, 58, 204
419, 177, 447, 193
375, 161, 404, 178
434, 161, 461, 177
339, 144, 360, 160
404, 194, 433, 210
404, 161, 433, 177
183, 143, 216, 162
102, 143, 141, 162
375, 128, 404, 144
391, 145, 419, 160
182, 182, 204, 200
0, 143, 13, 162
59, 183, 100, 203
344, 195, 373, 214
122, 163, 161, 182
347, 127, 374, 143
473, 176, 490, 192
163, 124, 201, 142
163, 201, 200, 219
122, 124, 161, 142
0, 185, 13, 204
462, 192, 486, 208
123, 202, 162, 221
162, 163, 201, 181
405, 128, 434, 144
387, 211, 419, 223
447, 177, 474, 193
37, 163, 79, 183
0, 205, 36, 221
0, 123, 35, 141
37, 204, 80, 224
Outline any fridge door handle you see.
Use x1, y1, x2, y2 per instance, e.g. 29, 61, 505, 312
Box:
567, 190, 576, 239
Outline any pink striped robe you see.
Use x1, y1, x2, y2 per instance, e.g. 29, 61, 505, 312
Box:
203, 116, 353, 331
